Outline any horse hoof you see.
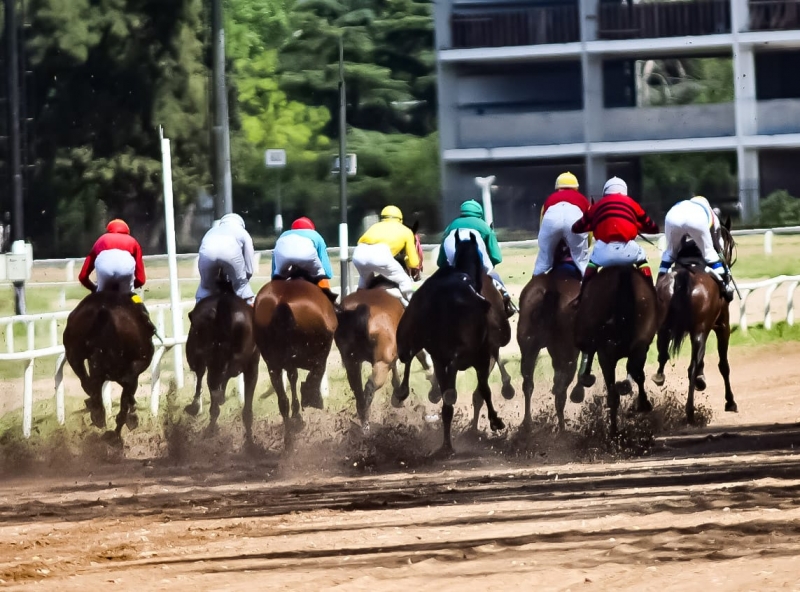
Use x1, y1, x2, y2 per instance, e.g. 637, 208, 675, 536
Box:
615, 379, 633, 396
694, 375, 707, 391
428, 387, 442, 405
579, 373, 596, 388
443, 389, 457, 406
90, 408, 107, 430
501, 382, 515, 400
102, 431, 123, 447
725, 401, 738, 413
125, 412, 139, 431
569, 384, 585, 404
390, 392, 405, 408
651, 373, 665, 387
637, 399, 654, 413
489, 416, 505, 432
184, 402, 201, 417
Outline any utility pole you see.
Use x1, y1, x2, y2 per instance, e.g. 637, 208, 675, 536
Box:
5, 0, 25, 314
211, 0, 233, 219
337, 35, 349, 296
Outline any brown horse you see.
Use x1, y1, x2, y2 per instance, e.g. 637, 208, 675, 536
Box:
517, 241, 584, 431
253, 277, 337, 440
184, 280, 260, 442
652, 220, 738, 423
335, 226, 438, 425
395, 231, 512, 454
63, 291, 155, 442
574, 265, 659, 435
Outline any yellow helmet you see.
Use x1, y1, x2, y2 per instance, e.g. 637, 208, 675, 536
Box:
380, 205, 403, 222
555, 172, 579, 190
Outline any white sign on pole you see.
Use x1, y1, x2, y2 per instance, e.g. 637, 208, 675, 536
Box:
332, 153, 357, 176
266, 149, 287, 168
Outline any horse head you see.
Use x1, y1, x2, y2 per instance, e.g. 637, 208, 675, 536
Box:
719, 215, 737, 269
453, 230, 485, 293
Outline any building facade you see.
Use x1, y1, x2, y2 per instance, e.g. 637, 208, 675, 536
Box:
434, 0, 800, 227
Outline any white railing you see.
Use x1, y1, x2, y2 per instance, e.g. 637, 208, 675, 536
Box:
736, 275, 800, 333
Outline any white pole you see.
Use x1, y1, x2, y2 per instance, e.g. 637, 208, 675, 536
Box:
160, 128, 185, 389
764, 229, 773, 255
339, 223, 349, 297
475, 175, 496, 226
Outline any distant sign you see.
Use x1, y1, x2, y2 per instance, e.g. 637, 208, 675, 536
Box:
332, 153, 357, 176
265, 149, 287, 168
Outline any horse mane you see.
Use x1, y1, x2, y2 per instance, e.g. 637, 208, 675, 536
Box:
720, 225, 737, 268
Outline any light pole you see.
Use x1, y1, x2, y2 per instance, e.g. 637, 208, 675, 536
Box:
337, 34, 349, 296
211, 0, 233, 218
474, 175, 496, 227
266, 149, 287, 233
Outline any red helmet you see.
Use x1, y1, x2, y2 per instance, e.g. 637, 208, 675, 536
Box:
106, 219, 130, 234
291, 217, 315, 231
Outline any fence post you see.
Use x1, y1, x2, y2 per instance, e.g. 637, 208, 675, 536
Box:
54, 353, 66, 425
787, 281, 798, 326
102, 381, 113, 417
237, 373, 245, 404
65, 260, 75, 282
738, 289, 751, 333
150, 345, 166, 416
22, 359, 34, 438
764, 230, 773, 255
763, 282, 778, 329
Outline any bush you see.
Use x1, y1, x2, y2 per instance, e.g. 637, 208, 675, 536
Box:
759, 190, 800, 227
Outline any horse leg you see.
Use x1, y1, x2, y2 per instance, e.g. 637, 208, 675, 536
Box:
520, 345, 539, 431
415, 350, 441, 404
694, 357, 707, 392
715, 323, 737, 413
686, 332, 707, 424
363, 361, 390, 426
435, 361, 458, 456
470, 389, 484, 434
288, 368, 302, 417
598, 353, 620, 437
652, 327, 670, 386
627, 350, 652, 413
552, 349, 578, 432
301, 363, 326, 411
343, 356, 367, 422
242, 356, 259, 446
497, 358, 515, 401
108, 380, 137, 445
477, 358, 505, 433
70, 354, 107, 429
578, 351, 596, 388
392, 360, 413, 406
206, 370, 225, 434
185, 364, 205, 417
269, 365, 290, 422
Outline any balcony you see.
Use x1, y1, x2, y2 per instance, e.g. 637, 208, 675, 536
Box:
458, 109, 584, 148
600, 103, 735, 141
450, 5, 580, 49
598, 0, 731, 40
749, 0, 800, 31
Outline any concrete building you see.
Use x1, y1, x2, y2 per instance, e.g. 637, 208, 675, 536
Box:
434, 0, 800, 227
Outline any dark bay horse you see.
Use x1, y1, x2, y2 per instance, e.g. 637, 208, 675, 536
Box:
574, 265, 659, 435
335, 224, 437, 425
185, 281, 260, 443
63, 291, 155, 442
652, 219, 738, 423
395, 231, 512, 454
517, 241, 584, 431
253, 277, 337, 440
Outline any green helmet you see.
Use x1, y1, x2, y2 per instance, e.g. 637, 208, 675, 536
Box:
460, 200, 484, 219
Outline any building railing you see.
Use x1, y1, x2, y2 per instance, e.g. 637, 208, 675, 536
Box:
598, 0, 731, 40
450, 4, 580, 49
749, 0, 800, 31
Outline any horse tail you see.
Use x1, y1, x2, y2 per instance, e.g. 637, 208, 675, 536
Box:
215, 293, 235, 350
666, 269, 693, 358
614, 267, 637, 346
336, 304, 370, 344
271, 302, 296, 338
88, 304, 114, 345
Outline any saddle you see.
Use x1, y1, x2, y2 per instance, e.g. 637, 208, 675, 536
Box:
674, 237, 709, 271
551, 239, 581, 279
275, 266, 339, 304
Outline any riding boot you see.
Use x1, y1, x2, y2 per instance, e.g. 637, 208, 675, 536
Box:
500, 287, 518, 318
131, 295, 158, 337
315, 278, 339, 304
720, 272, 735, 303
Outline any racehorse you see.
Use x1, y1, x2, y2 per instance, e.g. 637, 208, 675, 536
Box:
253, 274, 337, 442
517, 241, 584, 431
335, 223, 438, 425
395, 231, 512, 454
184, 278, 260, 443
652, 218, 738, 423
63, 291, 155, 442
574, 265, 659, 435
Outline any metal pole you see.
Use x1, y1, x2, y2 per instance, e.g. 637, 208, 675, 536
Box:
275, 172, 283, 233
5, 0, 25, 314
211, 0, 233, 218
338, 35, 349, 296
159, 128, 184, 390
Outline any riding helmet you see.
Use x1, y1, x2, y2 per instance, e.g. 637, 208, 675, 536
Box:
106, 219, 130, 234
291, 217, 316, 231
555, 172, 579, 190
460, 199, 484, 219
380, 205, 403, 222
220, 213, 246, 229
602, 177, 628, 196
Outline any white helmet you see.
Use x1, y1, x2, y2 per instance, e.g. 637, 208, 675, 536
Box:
603, 177, 628, 196
690, 195, 712, 212
220, 213, 246, 229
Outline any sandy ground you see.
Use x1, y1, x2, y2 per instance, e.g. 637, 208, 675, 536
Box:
0, 342, 799, 591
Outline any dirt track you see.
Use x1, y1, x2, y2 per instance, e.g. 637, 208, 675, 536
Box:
1, 342, 800, 591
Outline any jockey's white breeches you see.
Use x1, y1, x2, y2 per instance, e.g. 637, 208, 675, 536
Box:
533, 202, 590, 275
442, 228, 493, 274
196, 236, 255, 304
662, 200, 720, 264
273, 233, 326, 279
352, 242, 414, 300
590, 239, 647, 268
95, 249, 136, 293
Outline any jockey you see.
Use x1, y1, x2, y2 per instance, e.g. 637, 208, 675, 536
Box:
272, 216, 337, 303
437, 199, 517, 317
196, 213, 256, 305
658, 196, 734, 302
79, 219, 146, 294
572, 177, 659, 286
352, 205, 420, 305
533, 171, 591, 276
